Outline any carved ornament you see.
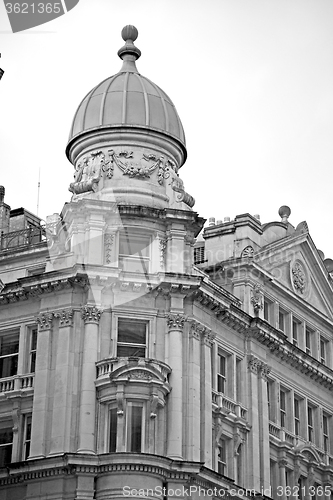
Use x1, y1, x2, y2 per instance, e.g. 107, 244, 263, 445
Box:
69, 150, 111, 194
37, 312, 54, 331
250, 283, 263, 314
292, 261, 307, 294
166, 313, 187, 331
159, 238, 166, 269
54, 309, 74, 327
170, 177, 195, 208
81, 306, 103, 324
241, 245, 254, 258
105, 233, 115, 264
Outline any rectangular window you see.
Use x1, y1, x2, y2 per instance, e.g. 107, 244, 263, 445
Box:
305, 328, 312, 355
323, 414, 329, 453
308, 405, 314, 442
29, 327, 37, 373
279, 311, 285, 332
294, 398, 300, 436
109, 407, 118, 453
280, 390, 286, 428
0, 332, 19, 379
218, 439, 227, 476
126, 403, 144, 453
292, 320, 299, 346
0, 425, 13, 467
320, 337, 327, 365
217, 354, 226, 394
23, 415, 32, 460
117, 319, 147, 358
264, 299, 270, 322
119, 232, 150, 273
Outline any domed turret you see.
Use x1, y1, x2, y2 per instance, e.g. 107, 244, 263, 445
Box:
66, 26, 191, 210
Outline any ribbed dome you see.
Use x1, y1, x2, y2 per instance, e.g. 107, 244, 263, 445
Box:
67, 26, 185, 151
68, 72, 185, 144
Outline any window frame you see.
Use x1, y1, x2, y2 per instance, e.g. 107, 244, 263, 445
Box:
217, 438, 227, 476
22, 414, 32, 460
307, 405, 314, 443
217, 353, 226, 394
0, 421, 13, 467
125, 401, 145, 453
0, 330, 20, 379
28, 326, 37, 374
319, 336, 327, 365
280, 389, 287, 428
116, 318, 148, 358
323, 413, 329, 453
294, 397, 300, 436
118, 230, 151, 274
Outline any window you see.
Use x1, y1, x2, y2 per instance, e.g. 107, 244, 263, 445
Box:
323, 414, 329, 453
294, 398, 300, 436
297, 478, 303, 500
194, 245, 206, 265
217, 354, 226, 393
0, 424, 13, 467
126, 402, 144, 453
280, 390, 287, 428
308, 405, 314, 442
109, 407, 117, 452
264, 299, 271, 322
279, 309, 287, 332
305, 328, 312, 355
218, 439, 227, 476
22, 415, 32, 460
117, 319, 147, 358
320, 337, 327, 365
28, 327, 37, 373
119, 232, 150, 273
292, 320, 299, 346
0, 332, 19, 379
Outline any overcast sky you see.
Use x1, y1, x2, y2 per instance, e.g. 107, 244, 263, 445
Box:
1, 0, 333, 257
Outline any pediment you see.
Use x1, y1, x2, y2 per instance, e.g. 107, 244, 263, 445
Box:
256, 233, 333, 318
109, 358, 171, 385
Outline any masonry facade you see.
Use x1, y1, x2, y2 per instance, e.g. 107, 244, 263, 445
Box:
0, 26, 332, 500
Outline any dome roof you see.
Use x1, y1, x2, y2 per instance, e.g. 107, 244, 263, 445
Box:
67, 26, 185, 155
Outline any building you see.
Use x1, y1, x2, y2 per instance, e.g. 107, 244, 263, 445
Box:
0, 25, 332, 500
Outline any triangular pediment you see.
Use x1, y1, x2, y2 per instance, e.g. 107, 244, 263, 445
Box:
255, 232, 333, 318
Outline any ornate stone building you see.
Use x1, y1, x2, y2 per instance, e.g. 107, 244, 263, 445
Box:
0, 26, 332, 500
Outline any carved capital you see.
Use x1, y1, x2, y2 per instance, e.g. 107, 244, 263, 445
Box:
81, 306, 103, 324
278, 458, 289, 469
37, 312, 54, 331
258, 362, 271, 380
54, 309, 74, 327
247, 354, 261, 374
167, 313, 187, 331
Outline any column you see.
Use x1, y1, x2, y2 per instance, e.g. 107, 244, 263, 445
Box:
77, 306, 102, 454
29, 312, 53, 459
201, 327, 214, 468
278, 458, 288, 500
166, 313, 186, 459
187, 321, 201, 461
246, 354, 261, 491
49, 309, 74, 455
258, 361, 271, 491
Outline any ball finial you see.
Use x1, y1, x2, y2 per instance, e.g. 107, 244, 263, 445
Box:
278, 205, 291, 223
121, 25, 138, 42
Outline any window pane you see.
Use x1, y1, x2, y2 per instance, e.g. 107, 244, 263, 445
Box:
130, 405, 142, 453
117, 345, 146, 357
109, 408, 117, 452
0, 355, 18, 378
31, 328, 38, 351
0, 334, 19, 356
0, 428, 13, 445
119, 234, 150, 257
118, 320, 146, 345
0, 445, 12, 467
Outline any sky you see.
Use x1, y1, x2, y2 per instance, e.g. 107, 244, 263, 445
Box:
0, 0, 333, 256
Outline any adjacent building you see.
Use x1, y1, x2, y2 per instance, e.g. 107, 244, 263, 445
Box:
0, 26, 332, 500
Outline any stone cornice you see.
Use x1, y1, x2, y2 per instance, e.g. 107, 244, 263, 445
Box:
0, 274, 89, 306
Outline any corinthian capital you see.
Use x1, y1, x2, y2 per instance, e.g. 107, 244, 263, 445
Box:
81, 306, 103, 324
54, 309, 74, 327
37, 312, 54, 331
167, 313, 187, 331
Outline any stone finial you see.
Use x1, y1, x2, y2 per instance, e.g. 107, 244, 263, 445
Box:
118, 25, 141, 72
278, 205, 291, 223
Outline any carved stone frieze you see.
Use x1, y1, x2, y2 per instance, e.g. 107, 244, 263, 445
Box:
37, 312, 54, 331
167, 313, 187, 331
129, 370, 153, 380
104, 233, 115, 264
54, 309, 74, 327
81, 306, 103, 324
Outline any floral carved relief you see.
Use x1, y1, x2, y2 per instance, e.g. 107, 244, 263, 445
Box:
69, 150, 113, 194
291, 261, 307, 294
105, 233, 115, 264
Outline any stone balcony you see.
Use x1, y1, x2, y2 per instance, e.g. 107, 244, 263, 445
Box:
0, 374, 34, 398
212, 389, 248, 420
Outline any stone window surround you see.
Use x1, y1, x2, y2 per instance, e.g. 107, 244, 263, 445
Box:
111, 310, 157, 360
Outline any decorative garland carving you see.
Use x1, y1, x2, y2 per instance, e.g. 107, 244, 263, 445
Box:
159, 238, 166, 269
292, 261, 307, 294
109, 150, 164, 179
105, 233, 115, 264
81, 306, 103, 324
166, 313, 187, 331
250, 283, 263, 314
37, 312, 53, 331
